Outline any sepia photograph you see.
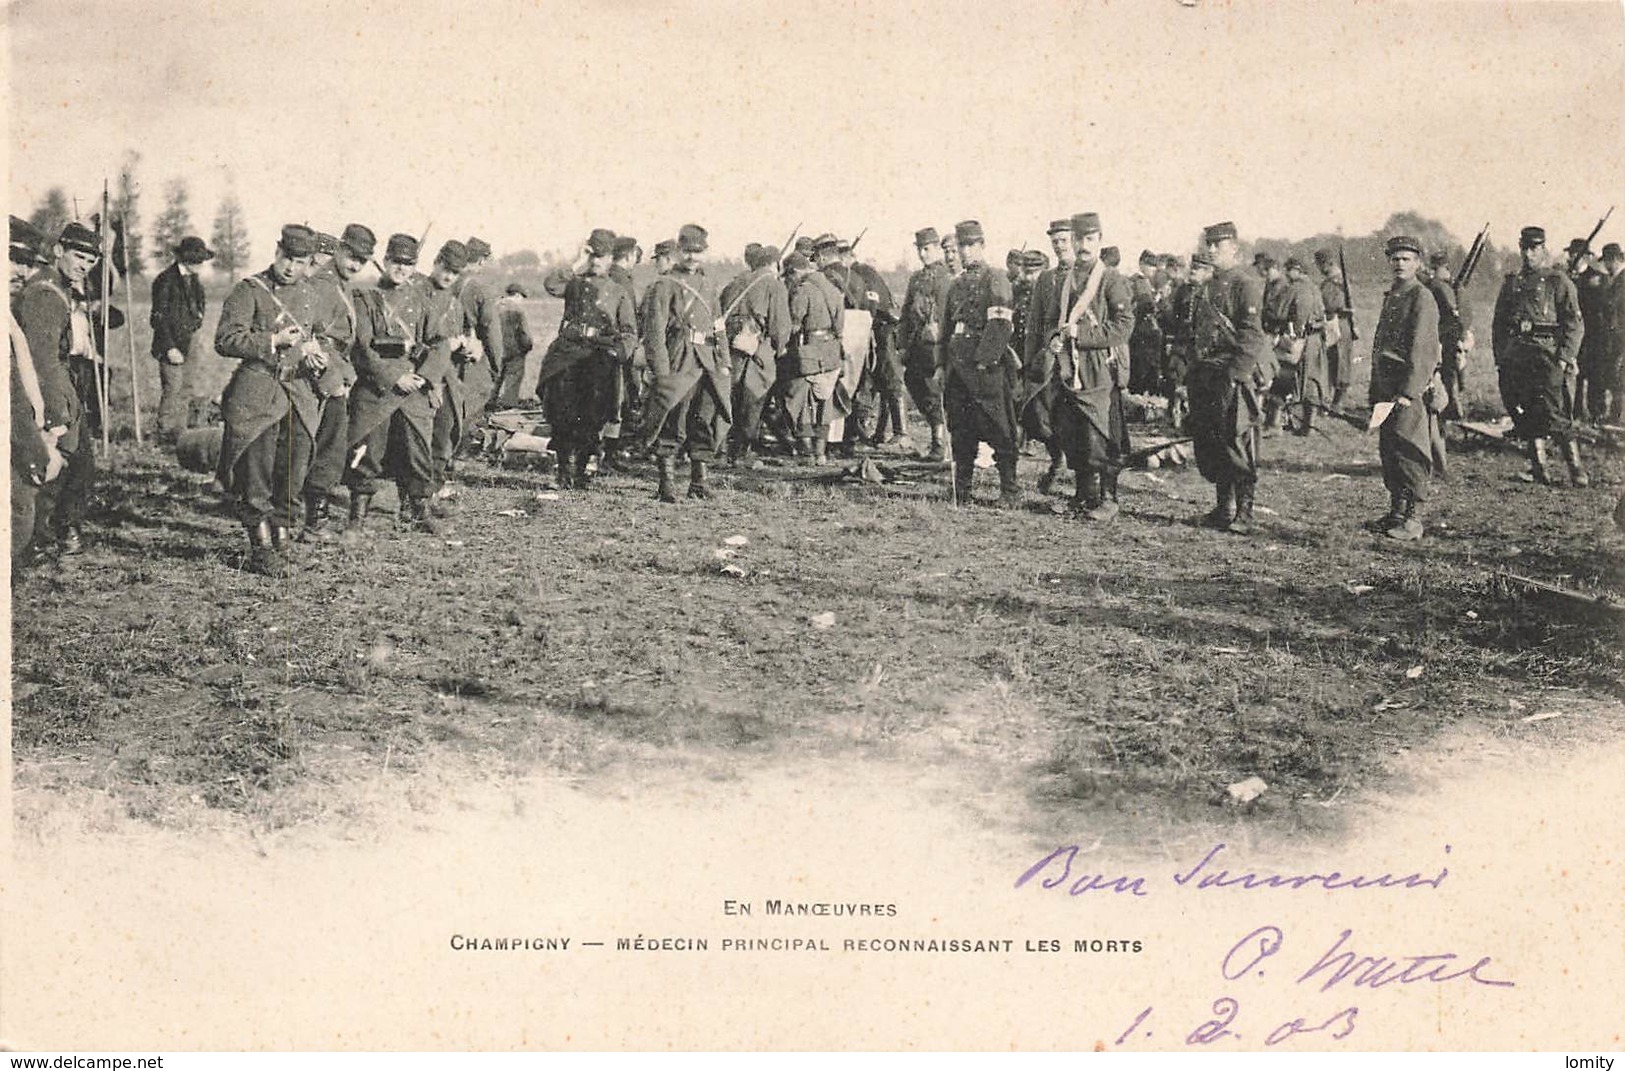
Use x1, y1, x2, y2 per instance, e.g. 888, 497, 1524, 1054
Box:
4, 0, 1623, 1054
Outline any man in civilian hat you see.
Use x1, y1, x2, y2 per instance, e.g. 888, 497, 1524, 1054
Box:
344, 233, 457, 539
721, 241, 791, 468
297, 222, 374, 542
1021, 218, 1077, 494
213, 223, 323, 575
1127, 248, 1164, 396
15, 221, 109, 560
1189, 221, 1274, 535
1594, 242, 1625, 423
1565, 237, 1610, 421
149, 234, 214, 440
1272, 255, 1329, 437
1493, 225, 1587, 485
781, 250, 845, 465
1159, 250, 1214, 432
898, 226, 954, 463
1037, 211, 1134, 521
636, 223, 732, 501
1314, 247, 1357, 409
938, 220, 1022, 507
495, 282, 536, 407
536, 229, 638, 489
1367, 235, 1442, 540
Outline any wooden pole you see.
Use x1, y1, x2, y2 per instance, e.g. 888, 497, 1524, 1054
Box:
123, 243, 142, 445
97, 181, 111, 452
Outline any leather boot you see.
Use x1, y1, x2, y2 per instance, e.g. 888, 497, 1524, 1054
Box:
342, 493, 373, 543
795, 436, 816, 465
270, 523, 294, 551
889, 397, 910, 446
1384, 489, 1423, 541
302, 493, 338, 543
1528, 438, 1552, 485
812, 433, 828, 467
996, 454, 1021, 509
1072, 469, 1102, 517
1371, 490, 1403, 532
1202, 483, 1234, 529
687, 459, 711, 500
926, 424, 947, 463
404, 496, 444, 534
1562, 438, 1589, 487
1294, 400, 1314, 437
1228, 480, 1258, 535
951, 459, 974, 505
1037, 455, 1064, 495
246, 519, 288, 578
655, 456, 678, 503
554, 450, 574, 490
1087, 468, 1121, 522
574, 451, 593, 490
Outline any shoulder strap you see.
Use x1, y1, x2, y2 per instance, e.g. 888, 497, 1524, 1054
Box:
720, 271, 769, 322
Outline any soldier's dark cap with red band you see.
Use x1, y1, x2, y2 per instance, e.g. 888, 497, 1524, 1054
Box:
586, 229, 618, 256
678, 224, 709, 253
1428, 251, 1451, 268
1564, 238, 1592, 256
1284, 256, 1306, 272
436, 240, 470, 271
745, 243, 777, 269
1046, 219, 1072, 236
652, 239, 678, 258
385, 233, 420, 264
914, 227, 940, 247
1139, 249, 1158, 264
1203, 221, 1238, 244
1519, 226, 1545, 249
1602, 242, 1623, 259
58, 221, 102, 255
784, 252, 813, 271
1070, 212, 1101, 237
1190, 252, 1216, 269
1101, 246, 1120, 266
1384, 235, 1423, 257
953, 220, 984, 244
340, 224, 376, 259
9, 215, 47, 264
278, 224, 317, 258
793, 236, 816, 255
466, 237, 492, 260
812, 233, 841, 253
1022, 250, 1049, 270
613, 236, 640, 258
313, 232, 339, 256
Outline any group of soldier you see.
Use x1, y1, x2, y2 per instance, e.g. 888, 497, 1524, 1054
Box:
8, 206, 1624, 578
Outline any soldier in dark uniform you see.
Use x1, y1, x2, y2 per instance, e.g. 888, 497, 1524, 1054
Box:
897, 227, 954, 463
1596, 242, 1625, 422
1274, 256, 1328, 436
1566, 238, 1610, 421
10, 217, 65, 565
495, 283, 535, 407
1021, 219, 1076, 494
1189, 222, 1275, 535
939, 220, 1021, 507
1159, 252, 1212, 432
298, 223, 374, 542
941, 232, 963, 278
447, 236, 504, 444
722, 243, 791, 467
781, 251, 845, 465
1493, 225, 1587, 485
820, 235, 897, 456
15, 222, 106, 561
600, 235, 642, 464
1315, 248, 1357, 409
213, 224, 322, 575
343, 233, 457, 537
1367, 236, 1443, 540
1127, 249, 1164, 396
537, 229, 639, 489
1009, 251, 1040, 396
1255, 254, 1294, 432
1423, 252, 1472, 423
1040, 212, 1134, 520
636, 223, 732, 501
420, 241, 481, 506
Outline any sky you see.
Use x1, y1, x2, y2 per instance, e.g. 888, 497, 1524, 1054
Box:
6, 0, 1623, 270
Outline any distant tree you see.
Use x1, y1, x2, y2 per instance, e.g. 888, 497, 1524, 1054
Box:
209, 194, 252, 282
27, 187, 72, 246
111, 152, 146, 275
150, 179, 194, 262
499, 249, 541, 270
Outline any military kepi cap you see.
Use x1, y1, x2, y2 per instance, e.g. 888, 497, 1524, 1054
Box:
612, 236, 640, 258
1046, 218, 1073, 236
1313, 247, 1334, 266
466, 237, 492, 260
9, 215, 46, 264
1190, 251, 1216, 269
1284, 256, 1306, 272
1070, 212, 1101, 237
340, 224, 376, 259
1022, 250, 1050, 270
793, 236, 816, 255
586, 228, 618, 256
1101, 246, 1121, 266
314, 232, 339, 256
953, 220, 984, 244
1138, 249, 1158, 265
58, 221, 102, 255
745, 243, 777, 269
176, 235, 215, 264
1427, 251, 1451, 268
1602, 242, 1624, 259
1203, 221, 1239, 244
677, 223, 709, 253
1384, 235, 1422, 257
1565, 237, 1591, 256
436, 239, 470, 271
1519, 226, 1545, 249
812, 232, 841, 253
784, 251, 813, 272
652, 239, 678, 258
914, 227, 940, 248
278, 224, 317, 258
385, 233, 420, 264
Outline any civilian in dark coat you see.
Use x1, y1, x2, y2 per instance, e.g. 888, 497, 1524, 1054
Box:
150, 236, 214, 438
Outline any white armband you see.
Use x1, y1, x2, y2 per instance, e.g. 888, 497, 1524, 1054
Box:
987, 306, 1014, 322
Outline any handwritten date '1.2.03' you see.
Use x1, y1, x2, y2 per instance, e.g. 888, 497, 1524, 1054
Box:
1107, 924, 1515, 1049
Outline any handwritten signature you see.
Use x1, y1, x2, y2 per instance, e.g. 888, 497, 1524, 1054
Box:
1014, 842, 1451, 897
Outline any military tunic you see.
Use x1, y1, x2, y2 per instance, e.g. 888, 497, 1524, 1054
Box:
1595, 268, 1625, 414
214, 267, 323, 528
1369, 277, 1442, 502
721, 266, 792, 451
938, 261, 1019, 464
1127, 272, 1163, 394
1573, 265, 1610, 418
537, 266, 639, 458
1492, 265, 1584, 439
1018, 264, 1069, 443
606, 262, 642, 435
1320, 274, 1356, 392
301, 261, 361, 499
1159, 278, 1201, 407
1189, 266, 1274, 488
636, 263, 733, 461
1275, 275, 1329, 417
898, 260, 953, 426
782, 270, 846, 438
1046, 260, 1135, 477
1422, 275, 1467, 421
14, 267, 94, 547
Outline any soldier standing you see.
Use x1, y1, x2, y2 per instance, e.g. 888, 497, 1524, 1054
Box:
1021, 219, 1076, 493
1594, 242, 1625, 422
1043, 212, 1135, 520
897, 227, 954, 463
780, 251, 845, 465
1127, 249, 1164, 395
1189, 221, 1275, 535
422, 241, 480, 506
938, 220, 1021, 507
941, 232, 963, 278
1566, 238, 1610, 421
1368, 236, 1443, 540
149, 235, 214, 440
213, 224, 322, 575
636, 223, 732, 502
1493, 225, 1587, 485
1315, 248, 1357, 409
537, 229, 639, 489
495, 283, 535, 407
818, 235, 896, 457
1159, 252, 1213, 432
1423, 252, 1472, 423
603, 235, 643, 462
1277, 256, 1328, 436
343, 233, 457, 536
722, 243, 791, 467
9, 217, 65, 565
298, 223, 374, 542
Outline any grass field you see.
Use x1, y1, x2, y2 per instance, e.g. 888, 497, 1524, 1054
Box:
11, 275, 1624, 849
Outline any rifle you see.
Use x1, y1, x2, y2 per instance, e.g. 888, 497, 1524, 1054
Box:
850, 227, 868, 253
1337, 246, 1359, 342
1305, 400, 1368, 429
775, 222, 802, 267
1455, 223, 1490, 296
1584, 206, 1613, 251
